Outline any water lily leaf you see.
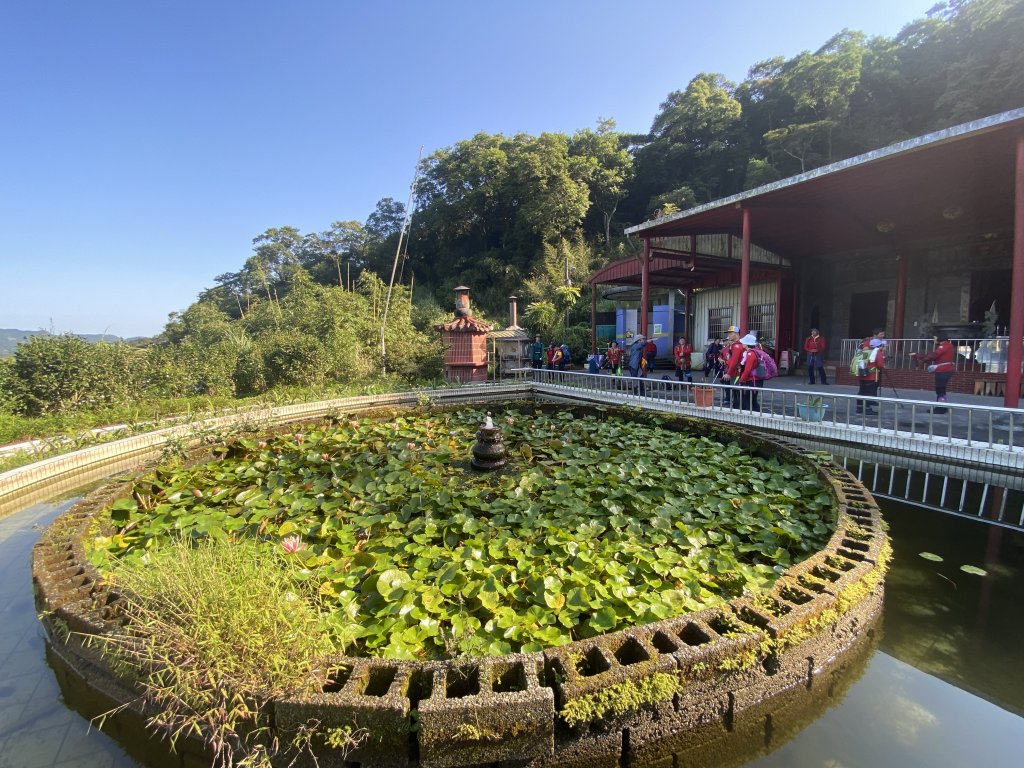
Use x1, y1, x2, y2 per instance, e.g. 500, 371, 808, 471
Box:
351, 551, 377, 569
918, 552, 944, 562
589, 606, 617, 632
376, 569, 411, 600
959, 564, 987, 576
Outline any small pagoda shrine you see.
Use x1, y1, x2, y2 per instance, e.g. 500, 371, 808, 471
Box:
489, 295, 531, 377
436, 286, 493, 383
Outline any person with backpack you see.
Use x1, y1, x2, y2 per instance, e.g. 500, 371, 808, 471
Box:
855, 338, 886, 415
803, 328, 828, 384
721, 325, 745, 408
736, 333, 763, 411
558, 343, 570, 371
551, 344, 565, 370
643, 338, 657, 374
704, 338, 724, 380
911, 335, 956, 413
626, 334, 647, 395
674, 337, 693, 382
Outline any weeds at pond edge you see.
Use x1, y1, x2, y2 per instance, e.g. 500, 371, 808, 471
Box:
84, 537, 360, 768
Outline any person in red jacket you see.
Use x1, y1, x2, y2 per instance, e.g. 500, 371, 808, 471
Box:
803, 328, 828, 385
643, 338, 658, 375
856, 338, 886, 415
912, 335, 956, 413
736, 333, 762, 411
721, 325, 745, 408
673, 336, 693, 382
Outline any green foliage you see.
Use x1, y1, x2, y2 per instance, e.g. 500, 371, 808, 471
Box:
89, 407, 835, 661
0, 357, 22, 414
0, 273, 441, 421
622, 0, 1023, 217
10, 335, 149, 415
95, 537, 337, 766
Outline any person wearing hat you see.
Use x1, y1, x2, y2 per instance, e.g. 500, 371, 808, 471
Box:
530, 334, 545, 369
628, 334, 647, 395
722, 325, 745, 408
911, 335, 955, 413
856, 338, 886, 414
736, 333, 763, 411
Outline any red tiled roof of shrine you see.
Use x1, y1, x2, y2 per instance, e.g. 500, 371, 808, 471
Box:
436, 316, 494, 333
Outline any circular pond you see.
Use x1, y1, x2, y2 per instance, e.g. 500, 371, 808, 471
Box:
33, 402, 888, 768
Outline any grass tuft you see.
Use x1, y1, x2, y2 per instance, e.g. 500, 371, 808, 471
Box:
95, 537, 342, 767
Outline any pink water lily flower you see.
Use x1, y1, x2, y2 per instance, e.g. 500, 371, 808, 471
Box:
281, 534, 307, 553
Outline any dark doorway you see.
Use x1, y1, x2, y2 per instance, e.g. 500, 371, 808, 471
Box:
849, 291, 888, 340
969, 269, 1011, 331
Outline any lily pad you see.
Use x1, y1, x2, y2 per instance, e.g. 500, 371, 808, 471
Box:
918, 552, 944, 562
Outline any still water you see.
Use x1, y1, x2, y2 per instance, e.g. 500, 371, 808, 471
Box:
1, 498, 1021, 767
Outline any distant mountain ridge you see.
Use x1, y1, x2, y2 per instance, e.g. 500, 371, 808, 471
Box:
0, 328, 125, 358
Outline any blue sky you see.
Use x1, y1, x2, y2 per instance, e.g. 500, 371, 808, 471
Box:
1, 0, 938, 338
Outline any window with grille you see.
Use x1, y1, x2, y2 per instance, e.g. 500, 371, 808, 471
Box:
747, 303, 776, 345
708, 307, 732, 342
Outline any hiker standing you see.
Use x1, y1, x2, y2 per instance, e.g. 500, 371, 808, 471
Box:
736, 334, 763, 412
803, 328, 828, 384
605, 341, 624, 375
628, 335, 647, 395
912, 336, 956, 413
856, 338, 886, 415
722, 325, 745, 408
704, 338, 724, 380
530, 335, 545, 369
674, 337, 693, 382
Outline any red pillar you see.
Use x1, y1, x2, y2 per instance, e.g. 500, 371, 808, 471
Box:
590, 284, 597, 353
893, 251, 909, 338
685, 288, 693, 339
740, 207, 751, 332
640, 237, 651, 337
1005, 134, 1024, 408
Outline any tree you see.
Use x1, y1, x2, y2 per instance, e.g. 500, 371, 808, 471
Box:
569, 119, 635, 250
412, 131, 591, 312
759, 32, 868, 173
302, 220, 368, 289
626, 73, 743, 219
932, 0, 1024, 123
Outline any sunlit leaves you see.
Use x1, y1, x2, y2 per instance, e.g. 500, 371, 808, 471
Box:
88, 407, 834, 659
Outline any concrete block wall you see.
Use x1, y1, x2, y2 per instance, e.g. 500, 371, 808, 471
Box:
28, 398, 889, 768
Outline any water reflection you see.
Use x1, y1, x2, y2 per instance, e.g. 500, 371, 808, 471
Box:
2, 497, 1022, 767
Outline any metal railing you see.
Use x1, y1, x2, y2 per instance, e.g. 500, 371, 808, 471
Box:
840, 457, 1024, 529
838, 337, 1023, 373
514, 367, 1024, 467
